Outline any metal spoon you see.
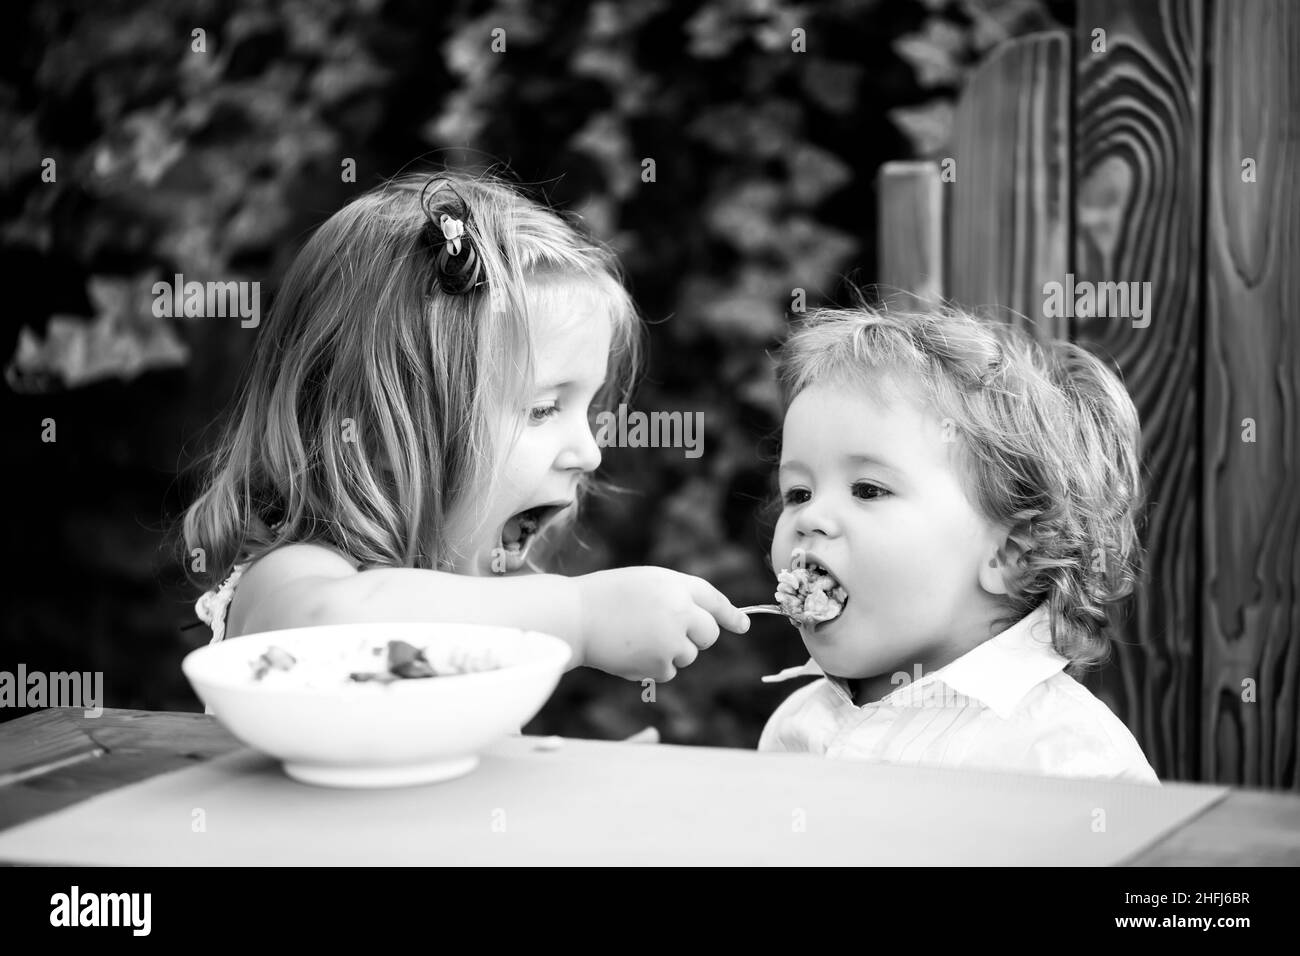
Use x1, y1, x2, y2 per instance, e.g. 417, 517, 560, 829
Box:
738, 604, 787, 616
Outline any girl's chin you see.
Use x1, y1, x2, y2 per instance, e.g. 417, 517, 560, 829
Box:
448, 550, 511, 577
477, 544, 529, 576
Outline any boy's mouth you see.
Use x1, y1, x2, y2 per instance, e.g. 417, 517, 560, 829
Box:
775, 558, 850, 628
495, 502, 570, 572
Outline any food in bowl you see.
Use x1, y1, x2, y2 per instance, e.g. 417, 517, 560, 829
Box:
250, 638, 501, 686
775, 565, 848, 626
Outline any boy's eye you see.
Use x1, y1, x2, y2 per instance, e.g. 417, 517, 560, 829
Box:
782, 488, 811, 506
527, 402, 560, 425
852, 481, 889, 500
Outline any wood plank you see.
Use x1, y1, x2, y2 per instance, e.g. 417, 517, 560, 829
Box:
0, 709, 103, 785
75, 707, 237, 757
1202, 0, 1300, 790
0, 709, 241, 832
1072, 0, 1205, 782
948, 30, 1071, 338
1125, 787, 1300, 865
877, 161, 944, 308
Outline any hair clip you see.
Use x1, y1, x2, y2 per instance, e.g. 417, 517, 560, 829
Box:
420, 180, 486, 296
440, 215, 464, 256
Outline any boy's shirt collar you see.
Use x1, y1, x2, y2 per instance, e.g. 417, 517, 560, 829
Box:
760, 604, 1067, 719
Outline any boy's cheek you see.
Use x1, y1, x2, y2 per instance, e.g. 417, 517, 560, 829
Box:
770, 519, 794, 569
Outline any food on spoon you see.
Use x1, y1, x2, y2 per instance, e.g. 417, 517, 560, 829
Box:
775, 565, 848, 626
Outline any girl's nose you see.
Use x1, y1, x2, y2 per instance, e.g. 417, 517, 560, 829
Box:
556, 418, 602, 473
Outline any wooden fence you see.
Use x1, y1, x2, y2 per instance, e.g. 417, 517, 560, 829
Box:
878, 0, 1298, 788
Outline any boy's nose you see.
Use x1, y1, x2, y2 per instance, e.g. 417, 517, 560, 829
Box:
793, 499, 841, 538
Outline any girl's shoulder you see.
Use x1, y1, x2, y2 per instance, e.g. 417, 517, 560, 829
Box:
203, 542, 361, 643
239, 541, 361, 584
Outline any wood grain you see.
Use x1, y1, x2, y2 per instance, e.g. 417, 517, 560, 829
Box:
0, 709, 103, 785
1072, 0, 1205, 782
0, 708, 240, 832
877, 161, 945, 308
1125, 788, 1300, 865
1201, 0, 1300, 789
948, 30, 1071, 339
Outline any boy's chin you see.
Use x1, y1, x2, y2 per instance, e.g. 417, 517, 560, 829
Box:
812, 657, 876, 682
797, 608, 852, 647
803, 643, 876, 682
800, 619, 886, 681
809, 649, 897, 700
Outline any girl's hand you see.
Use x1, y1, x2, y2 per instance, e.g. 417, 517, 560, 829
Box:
575, 567, 751, 681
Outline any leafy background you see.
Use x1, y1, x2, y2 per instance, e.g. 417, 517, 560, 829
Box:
0, 0, 1068, 740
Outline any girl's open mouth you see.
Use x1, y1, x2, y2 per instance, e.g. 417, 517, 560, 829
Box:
775, 560, 849, 628
495, 503, 569, 572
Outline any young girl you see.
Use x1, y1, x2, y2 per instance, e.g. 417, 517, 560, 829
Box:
183, 171, 749, 684
759, 301, 1159, 784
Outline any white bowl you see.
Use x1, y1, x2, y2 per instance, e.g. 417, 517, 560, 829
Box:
182, 622, 571, 788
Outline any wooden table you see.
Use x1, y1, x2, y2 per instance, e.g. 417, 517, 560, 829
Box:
3, 707, 1299, 865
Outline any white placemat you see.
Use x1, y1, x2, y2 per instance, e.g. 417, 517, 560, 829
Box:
0, 736, 1227, 865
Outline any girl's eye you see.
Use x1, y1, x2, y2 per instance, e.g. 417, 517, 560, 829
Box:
527, 403, 560, 425
782, 488, 811, 506
852, 481, 890, 500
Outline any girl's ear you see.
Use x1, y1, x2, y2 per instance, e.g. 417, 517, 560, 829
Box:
977, 522, 1031, 596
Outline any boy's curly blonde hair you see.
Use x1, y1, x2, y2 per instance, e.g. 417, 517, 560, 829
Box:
776, 299, 1144, 673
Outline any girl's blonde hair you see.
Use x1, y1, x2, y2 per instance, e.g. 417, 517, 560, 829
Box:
776, 299, 1144, 672
181, 170, 639, 589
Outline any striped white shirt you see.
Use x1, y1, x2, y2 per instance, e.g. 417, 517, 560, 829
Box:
758, 605, 1160, 784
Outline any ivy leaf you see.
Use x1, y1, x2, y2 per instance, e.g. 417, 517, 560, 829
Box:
586, 0, 669, 38
681, 268, 788, 342
800, 58, 863, 115
684, 3, 746, 59
753, 5, 809, 54
737, 364, 783, 416
424, 87, 489, 145
786, 143, 852, 206
91, 104, 186, 188
892, 17, 968, 88
706, 180, 783, 253
0, 112, 43, 190
888, 100, 955, 156
688, 100, 799, 158
570, 112, 637, 200
960, 0, 1057, 53
5, 274, 189, 393
224, 183, 293, 257
779, 217, 859, 294
572, 193, 619, 241
309, 42, 391, 108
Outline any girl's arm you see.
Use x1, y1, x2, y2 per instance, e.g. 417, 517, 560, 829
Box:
229, 543, 584, 669
228, 543, 749, 682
